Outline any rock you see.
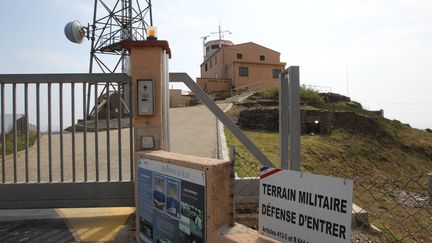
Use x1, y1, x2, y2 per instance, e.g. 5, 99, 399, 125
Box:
320, 92, 351, 103
403, 123, 411, 128
426, 128, 432, 133
346, 101, 362, 109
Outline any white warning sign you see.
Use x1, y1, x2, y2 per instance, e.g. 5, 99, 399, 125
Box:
259, 167, 353, 243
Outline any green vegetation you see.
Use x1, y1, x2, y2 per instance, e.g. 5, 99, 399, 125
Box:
0, 131, 37, 155
255, 87, 278, 99
300, 85, 324, 105
255, 85, 324, 105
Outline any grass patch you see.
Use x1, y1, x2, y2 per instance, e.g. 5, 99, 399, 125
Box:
1, 131, 37, 155
255, 87, 278, 99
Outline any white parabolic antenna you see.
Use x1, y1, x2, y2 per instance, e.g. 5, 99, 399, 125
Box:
64, 20, 85, 44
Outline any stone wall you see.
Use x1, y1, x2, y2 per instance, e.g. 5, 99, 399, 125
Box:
237, 107, 379, 135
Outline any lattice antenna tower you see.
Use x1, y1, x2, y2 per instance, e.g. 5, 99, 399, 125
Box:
89, 0, 153, 73
65, 0, 153, 116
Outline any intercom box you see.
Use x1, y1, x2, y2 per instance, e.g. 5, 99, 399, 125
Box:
137, 79, 154, 116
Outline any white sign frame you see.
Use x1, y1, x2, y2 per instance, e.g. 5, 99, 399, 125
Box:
259, 167, 353, 243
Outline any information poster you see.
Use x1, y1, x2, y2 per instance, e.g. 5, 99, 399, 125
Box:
259, 167, 353, 243
138, 157, 206, 243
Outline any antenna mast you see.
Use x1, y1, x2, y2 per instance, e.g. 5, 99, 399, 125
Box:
211, 23, 231, 42
89, 0, 153, 73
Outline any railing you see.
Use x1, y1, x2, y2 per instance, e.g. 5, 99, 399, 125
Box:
0, 73, 134, 208
231, 81, 271, 96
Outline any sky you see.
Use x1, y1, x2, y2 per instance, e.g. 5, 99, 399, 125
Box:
0, 0, 431, 129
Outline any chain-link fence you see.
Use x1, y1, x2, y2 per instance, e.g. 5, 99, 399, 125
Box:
352, 174, 432, 242
231, 149, 432, 242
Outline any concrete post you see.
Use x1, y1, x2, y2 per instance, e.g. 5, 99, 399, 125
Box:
121, 39, 171, 243
122, 40, 171, 151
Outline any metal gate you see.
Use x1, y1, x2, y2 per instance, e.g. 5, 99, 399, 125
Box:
0, 73, 134, 209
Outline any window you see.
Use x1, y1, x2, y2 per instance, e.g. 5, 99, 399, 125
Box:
211, 44, 219, 50
260, 55, 265, 61
205, 63, 208, 71
272, 69, 281, 78
239, 67, 249, 77
237, 53, 243, 59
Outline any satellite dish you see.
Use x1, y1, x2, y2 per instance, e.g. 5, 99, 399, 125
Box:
64, 20, 85, 44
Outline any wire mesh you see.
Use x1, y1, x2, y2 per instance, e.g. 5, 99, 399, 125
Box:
232, 150, 432, 242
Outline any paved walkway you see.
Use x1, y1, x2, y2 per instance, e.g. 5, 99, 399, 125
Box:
0, 103, 228, 242
170, 102, 229, 158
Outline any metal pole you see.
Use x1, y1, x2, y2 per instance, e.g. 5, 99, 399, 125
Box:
149, 0, 153, 26
87, 0, 98, 117
279, 70, 289, 170
229, 146, 236, 226
288, 66, 301, 171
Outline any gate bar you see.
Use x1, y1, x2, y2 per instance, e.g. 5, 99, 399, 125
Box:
129, 83, 133, 180
118, 82, 123, 181
0, 73, 130, 83
48, 83, 52, 182
1, 83, 4, 183
13, 84, 17, 183
60, 83, 64, 182
83, 83, 88, 181
95, 83, 99, 181
36, 83, 41, 182
72, 83, 76, 182
25, 83, 29, 182
106, 83, 111, 181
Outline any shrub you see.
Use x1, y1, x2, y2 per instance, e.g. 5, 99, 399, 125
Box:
300, 85, 324, 105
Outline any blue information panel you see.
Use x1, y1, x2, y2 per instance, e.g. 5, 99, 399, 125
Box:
138, 156, 206, 243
